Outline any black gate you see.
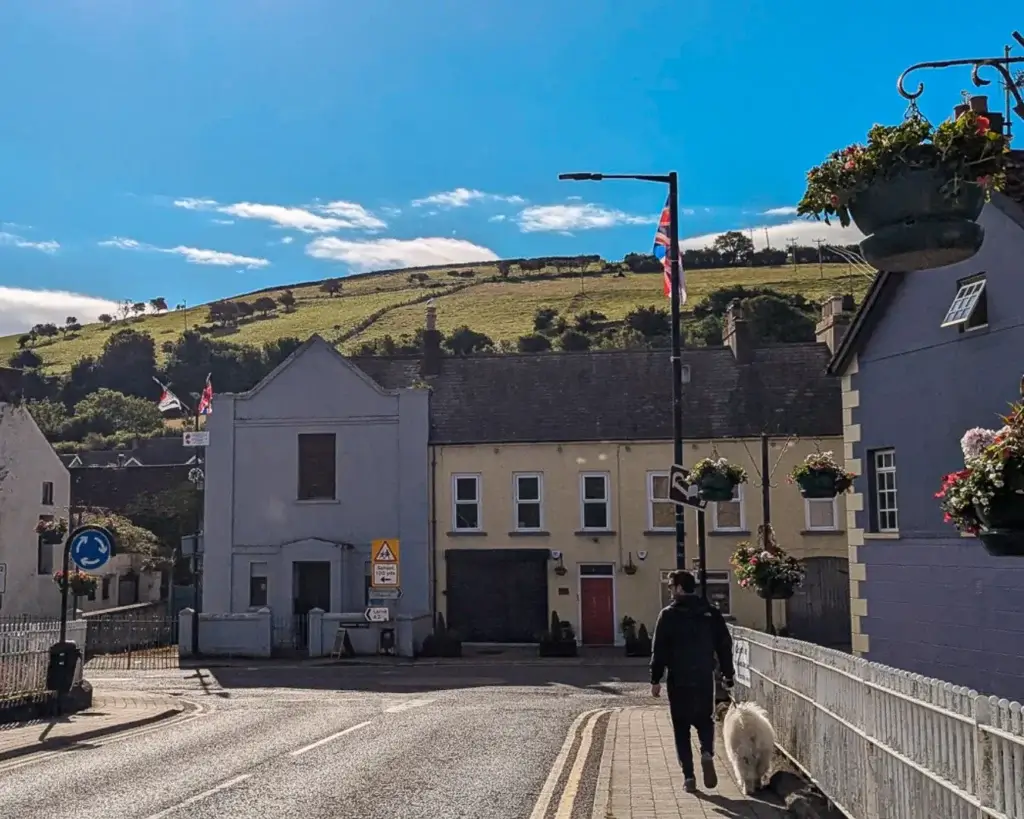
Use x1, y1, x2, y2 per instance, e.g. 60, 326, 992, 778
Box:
84, 616, 180, 670
785, 556, 851, 649
445, 549, 549, 642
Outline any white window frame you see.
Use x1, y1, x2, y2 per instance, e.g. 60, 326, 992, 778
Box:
452, 473, 483, 532
804, 496, 839, 531
579, 472, 611, 531
512, 472, 544, 532
940, 276, 987, 330
873, 449, 899, 533
646, 471, 674, 531
711, 483, 745, 532
660, 569, 732, 615
248, 562, 269, 608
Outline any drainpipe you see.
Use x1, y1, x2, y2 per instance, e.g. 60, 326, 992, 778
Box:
430, 446, 438, 629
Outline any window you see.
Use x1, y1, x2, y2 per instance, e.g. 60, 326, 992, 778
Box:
941, 276, 988, 331
452, 474, 482, 531
712, 484, 745, 531
647, 472, 675, 530
873, 449, 899, 532
660, 569, 732, 615
41, 481, 54, 506
805, 497, 838, 531
580, 473, 611, 530
249, 562, 268, 608
297, 433, 337, 500
37, 515, 53, 574
102, 576, 112, 601
513, 473, 544, 531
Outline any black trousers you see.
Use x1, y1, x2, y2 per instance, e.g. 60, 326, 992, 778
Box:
667, 684, 716, 777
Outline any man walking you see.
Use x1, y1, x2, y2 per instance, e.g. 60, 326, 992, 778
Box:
650, 570, 735, 793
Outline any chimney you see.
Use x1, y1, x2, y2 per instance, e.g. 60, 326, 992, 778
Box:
815, 294, 855, 354
955, 95, 1004, 134
421, 300, 442, 377
723, 299, 753, 363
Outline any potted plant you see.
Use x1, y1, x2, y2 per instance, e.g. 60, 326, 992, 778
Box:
36, 517, 68, 545
688, 457, 748, 503
797, 108, 1009, 272
52, 569, 97, 597
789, 451, 856, 499
730, 542, 805, 600
538, 610, 578, 658
623, 553, 638, 575
420, 612, 462, 658
935, 390, 1024, 556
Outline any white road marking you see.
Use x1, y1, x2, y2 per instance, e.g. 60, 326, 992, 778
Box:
141, 774, 252, 819
288, 721, 372, 758
527, 708, 607, 819
384, 697, 436, 713
553, 709, 603, 819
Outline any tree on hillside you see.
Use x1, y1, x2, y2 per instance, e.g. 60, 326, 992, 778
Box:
278, 290, 297, 312
497, 260, 512, 278
26, 398, 70, 439
517, 333, 552, 353
131, 302, 147, 318
319, 279, 342, 297
532, 307, 566, 335
117, 301, 132, 322
32, 323, 59, 341
573, 310, 607, 333
687, 315, 724, 347
622, 253, 663, 273
261, 337, 304, 368
208, 301, 239, 326
96, 329, 157, 398
253, 296, 277, 316
73, 388, 164, 437
8, 349, 42, 369
444, 326, 493, 356
150, 297, 168, 313
98, 314, 113, 326
17, 334, 32, 349
235, 300, 255, 320
712, 231, 755, 266
558, 329, 591, 351
742, 295, 816, 344
692, 286, 814, 320
63, 316, 81, 338
624, 306, 671, 340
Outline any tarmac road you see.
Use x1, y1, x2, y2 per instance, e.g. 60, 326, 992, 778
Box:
0, 663, 647, 819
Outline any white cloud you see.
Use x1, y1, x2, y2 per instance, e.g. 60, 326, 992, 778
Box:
488, 214, 507, 223
173, 197, 387, 232
280, 236, 295, 245
411, 188, 525, 208
679, 219, 865, 251
0, 286, 120, 335
212, 219, 235, 225
761, 206, 798, 216
517, 203, 652, 233
99, 236, 270, 268
0, 231, 60, 254
381, 206, 403, 217
306, 236, 498, 272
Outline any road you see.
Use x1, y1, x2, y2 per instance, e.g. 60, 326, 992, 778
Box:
0, 663, 648, 819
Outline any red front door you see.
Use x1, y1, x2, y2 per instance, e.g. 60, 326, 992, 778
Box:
580, 576, 615, 645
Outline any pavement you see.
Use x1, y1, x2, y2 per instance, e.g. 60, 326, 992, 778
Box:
0, 664, 788, 819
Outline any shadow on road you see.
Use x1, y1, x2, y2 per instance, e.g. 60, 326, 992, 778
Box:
186, 663, 650, 696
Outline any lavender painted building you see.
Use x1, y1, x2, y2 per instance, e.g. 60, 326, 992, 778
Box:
827, 151, 1024, 701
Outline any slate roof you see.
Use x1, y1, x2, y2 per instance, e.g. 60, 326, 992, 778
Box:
61, 436, 196, 468
353, 343, 841, 445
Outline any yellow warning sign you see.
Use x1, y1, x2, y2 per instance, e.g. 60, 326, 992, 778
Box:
371, 539, 400, 563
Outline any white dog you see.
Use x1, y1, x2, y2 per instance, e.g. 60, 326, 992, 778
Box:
722, 701, 776, 795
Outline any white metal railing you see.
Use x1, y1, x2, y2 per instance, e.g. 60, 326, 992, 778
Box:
730, 626, 1024, 819
0, 619, 88, 712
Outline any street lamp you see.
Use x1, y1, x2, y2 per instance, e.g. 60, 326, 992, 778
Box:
558, 171, 707, 598
187, 465, 204, 655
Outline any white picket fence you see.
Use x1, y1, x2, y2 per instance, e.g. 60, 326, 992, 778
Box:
731, 626, 1024, 819
0, 619, 88, 710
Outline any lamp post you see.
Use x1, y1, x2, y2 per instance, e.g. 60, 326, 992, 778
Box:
558, 171, 706, 596
187, 464, 204, 655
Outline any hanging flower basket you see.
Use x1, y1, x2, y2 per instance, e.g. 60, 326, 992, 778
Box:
798, 110, 1009, 273
936, 392, 1024, 557
52, 569, 98, 597
789, 451, 855, 499
35, 517, 68, 545
688, 457, 748, 503
731, 540, 805, 599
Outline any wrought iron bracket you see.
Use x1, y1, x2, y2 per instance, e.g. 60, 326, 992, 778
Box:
897, 31, 1024, 121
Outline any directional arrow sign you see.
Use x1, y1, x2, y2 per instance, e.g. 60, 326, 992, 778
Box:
365, 606, 390, 623
69, 526, 116, 573
668, 464, 709, 510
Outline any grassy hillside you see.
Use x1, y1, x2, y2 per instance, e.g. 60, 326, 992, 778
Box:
2, 261, 872, 374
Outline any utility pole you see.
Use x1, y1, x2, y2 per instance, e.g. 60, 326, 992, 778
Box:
813, 239, 825, 278
787, 238, 798, 270
764, 227, 771, 250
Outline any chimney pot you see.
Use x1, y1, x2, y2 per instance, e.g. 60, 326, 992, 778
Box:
723, 299, 753, 363
969, 95, 989, 113
425, 301, 437, 332
421, 300, 441, 377
816, 293, 854, 354
954, 103, 970, 119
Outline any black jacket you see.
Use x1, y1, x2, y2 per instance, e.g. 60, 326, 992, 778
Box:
649, 595, 735, 688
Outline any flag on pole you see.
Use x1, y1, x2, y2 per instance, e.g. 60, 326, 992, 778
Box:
152, 377, 185, 413
197, 374, 213, 415
652, 195, 687, 305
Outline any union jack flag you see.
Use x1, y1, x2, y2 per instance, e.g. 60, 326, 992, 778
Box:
652, 195, 687, 304
197, 374, 213, 416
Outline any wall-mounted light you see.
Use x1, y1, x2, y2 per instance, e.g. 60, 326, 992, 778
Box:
637, 550, 648, 561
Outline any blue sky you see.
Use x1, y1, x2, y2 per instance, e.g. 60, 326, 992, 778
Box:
0, 1, 1017, 333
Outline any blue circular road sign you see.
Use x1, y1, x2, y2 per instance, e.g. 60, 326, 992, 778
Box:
69, 526, 116, 573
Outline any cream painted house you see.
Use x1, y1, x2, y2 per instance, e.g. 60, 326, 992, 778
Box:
353, 300, 853, 648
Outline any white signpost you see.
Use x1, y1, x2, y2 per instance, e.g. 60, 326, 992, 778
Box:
365, 606, 390, 623
732, 639, 751, 687
372, 563, 398, 587
183, 431, 210, 447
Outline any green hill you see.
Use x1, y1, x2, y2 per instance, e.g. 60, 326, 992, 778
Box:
1, 260, 872, 374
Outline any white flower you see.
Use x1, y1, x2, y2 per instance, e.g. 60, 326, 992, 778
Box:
961, 427, 997, 460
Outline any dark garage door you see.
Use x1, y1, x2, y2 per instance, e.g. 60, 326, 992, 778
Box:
785, 556, 851, 649
445, 549, 549, 642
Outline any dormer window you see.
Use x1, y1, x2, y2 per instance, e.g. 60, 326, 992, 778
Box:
940, 275, 988, 332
